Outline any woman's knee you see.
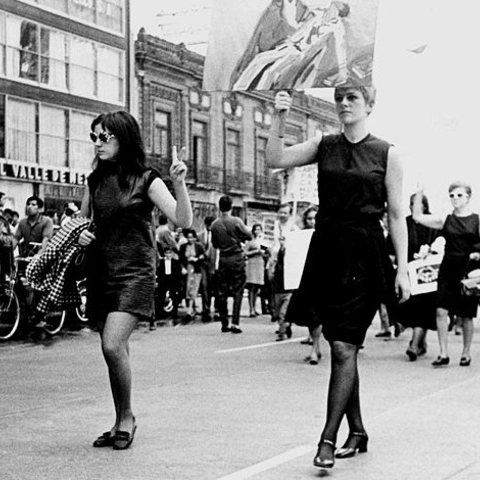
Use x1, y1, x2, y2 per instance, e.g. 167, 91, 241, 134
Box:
330, 341, 357, 364
101, 336, 126, 363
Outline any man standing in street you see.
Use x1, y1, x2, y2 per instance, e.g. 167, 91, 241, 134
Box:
210, 196, 252, 333
268, 203, 299, 341
13, 196, 54, 257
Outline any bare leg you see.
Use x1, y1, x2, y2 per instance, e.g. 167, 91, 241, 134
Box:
436, 308, 449, 358
248, 286, 255, 315
460, 317, 474, 359
252, 285, 260, 314
101, 312, 138, 433
307, 325, 322, 363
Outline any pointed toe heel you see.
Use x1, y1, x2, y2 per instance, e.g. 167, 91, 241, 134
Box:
335, 432, 368, 459
313, 439, 336, 469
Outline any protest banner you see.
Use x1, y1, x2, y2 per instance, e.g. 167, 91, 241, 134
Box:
203, 0, 380, 91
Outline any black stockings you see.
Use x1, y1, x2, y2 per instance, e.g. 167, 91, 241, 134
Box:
320, 341, 365, 443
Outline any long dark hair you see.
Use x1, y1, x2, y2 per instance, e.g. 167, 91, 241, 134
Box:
89, 110, 147, 192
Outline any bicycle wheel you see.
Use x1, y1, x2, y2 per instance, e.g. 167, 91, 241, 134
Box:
43, 309, 66, 336
0, 291, 21, 340
75, 283, 88, 323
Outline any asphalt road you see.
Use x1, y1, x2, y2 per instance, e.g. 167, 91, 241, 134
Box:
2, 312, 480, 480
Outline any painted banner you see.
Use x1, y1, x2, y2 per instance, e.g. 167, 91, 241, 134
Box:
408, 254, 443, 296
203, 0, 379, 91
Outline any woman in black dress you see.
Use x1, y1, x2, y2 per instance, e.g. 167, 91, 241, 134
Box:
79, 111, 192, 449
400, 194, 442, 361
266, 87, 410, 470
413, 182, 480, 367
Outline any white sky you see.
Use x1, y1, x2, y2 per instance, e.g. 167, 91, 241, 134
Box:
132, 0, 480, 213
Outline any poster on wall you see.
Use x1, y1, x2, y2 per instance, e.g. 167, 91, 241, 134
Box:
203, 0, 380, 91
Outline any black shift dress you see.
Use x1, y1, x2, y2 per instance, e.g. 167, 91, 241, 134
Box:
286, 133, 396, 345
86, 168, 159, 324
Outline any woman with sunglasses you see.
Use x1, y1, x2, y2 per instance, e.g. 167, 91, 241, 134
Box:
413, 181, 480, 367
266, 87, 410, 470
79, 110, 192, 450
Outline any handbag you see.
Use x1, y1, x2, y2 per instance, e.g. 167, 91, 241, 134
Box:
461, 268, 480, 296
71, 247, 88, 280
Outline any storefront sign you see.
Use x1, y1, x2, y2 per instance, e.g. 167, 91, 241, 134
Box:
0, 161, 88, 186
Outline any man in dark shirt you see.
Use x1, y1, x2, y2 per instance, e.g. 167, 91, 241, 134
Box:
210, 195, 252, 333
13, 195, 54, 257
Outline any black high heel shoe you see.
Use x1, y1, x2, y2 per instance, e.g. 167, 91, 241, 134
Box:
335, 431, 368, 459
313, 439, 336, 469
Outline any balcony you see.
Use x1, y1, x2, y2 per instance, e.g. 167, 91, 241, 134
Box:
255, 175, 281, 199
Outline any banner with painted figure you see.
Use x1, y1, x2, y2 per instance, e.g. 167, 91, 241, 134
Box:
203, 0, 380, 91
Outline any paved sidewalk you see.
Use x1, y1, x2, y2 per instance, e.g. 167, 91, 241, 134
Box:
1, 313, 480, 480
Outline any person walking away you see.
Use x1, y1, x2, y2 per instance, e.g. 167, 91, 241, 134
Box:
78, 110, 192, 450
412, 182, 480, 367
210, 195, 252, 333
266, 87, 410, 470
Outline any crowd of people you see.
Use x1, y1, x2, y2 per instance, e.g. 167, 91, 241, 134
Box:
1, 85, 479, 469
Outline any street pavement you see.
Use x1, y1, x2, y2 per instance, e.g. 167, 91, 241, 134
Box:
2, 308, 480, 480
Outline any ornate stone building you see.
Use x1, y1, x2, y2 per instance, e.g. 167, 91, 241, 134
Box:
134, 29, 340, 231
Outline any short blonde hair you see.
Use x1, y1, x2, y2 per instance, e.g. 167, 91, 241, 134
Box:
448, 181, 472, 196
334, 85, 376, 108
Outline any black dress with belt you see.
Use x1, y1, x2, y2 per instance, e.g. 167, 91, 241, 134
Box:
286, 133, 396, 345
86, 168, 160, 324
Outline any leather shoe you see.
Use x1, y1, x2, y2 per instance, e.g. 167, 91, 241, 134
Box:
431, 356, 449, 367
93, 431, 116, 448
113, 419, 137, 450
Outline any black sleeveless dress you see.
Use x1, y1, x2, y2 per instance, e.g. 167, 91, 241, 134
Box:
437, 213, 480, 318
286, 133, 396, 345
86, 168, 159, 324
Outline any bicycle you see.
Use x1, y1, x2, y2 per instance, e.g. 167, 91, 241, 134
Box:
0, 245, 67, 341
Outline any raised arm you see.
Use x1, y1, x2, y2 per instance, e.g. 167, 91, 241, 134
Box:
266, 92, 321, 170
148, 146, 193, 229
411, 185, 446, 230
385, 147, 410, 303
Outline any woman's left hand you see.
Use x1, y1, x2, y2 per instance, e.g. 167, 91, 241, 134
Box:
395, 270, 411, 304
469, 252, 480, 262
170, 146, 187, 183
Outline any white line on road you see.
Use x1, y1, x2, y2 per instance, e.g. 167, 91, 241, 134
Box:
216, 446, 314, 480
215, 338, 302, 354
215, 372, 480, 479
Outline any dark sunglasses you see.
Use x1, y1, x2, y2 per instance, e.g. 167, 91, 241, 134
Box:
89, 131, 116, 144
449, 193, 465, 198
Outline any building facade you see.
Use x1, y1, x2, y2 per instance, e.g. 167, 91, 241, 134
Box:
0, 0, 130, 214
134, 30, 340, 232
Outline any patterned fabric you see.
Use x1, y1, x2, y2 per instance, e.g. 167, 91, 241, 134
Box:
26, 217, 90, 312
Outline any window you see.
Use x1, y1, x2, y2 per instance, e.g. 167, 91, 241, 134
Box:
4, 14, 124, 103
97, 46, 123, 103
226, 129, 241, 174
0, 95, 5, 158
255, 137, 268, 177
0, 13, 5, 77
97, 0, 124, 32
69, 37, 95, 97
39, 105, 67, 167
6, 98, 37, 163
17, 0, 125, 34
70, 111, 95, 170
192, 120, 208, 169
154, 110, 171, 157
